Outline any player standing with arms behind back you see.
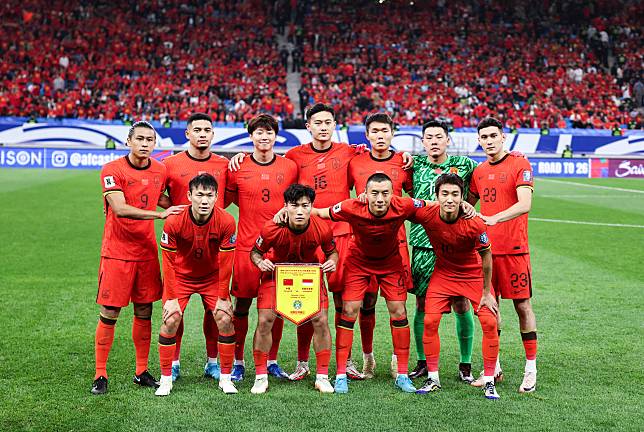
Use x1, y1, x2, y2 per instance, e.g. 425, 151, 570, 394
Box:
91, 121, 184, 395
468, 117, 538, 393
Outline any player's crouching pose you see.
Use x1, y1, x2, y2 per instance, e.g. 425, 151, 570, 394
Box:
155, 174, 238, 396
250, 184, 338, 394
411, 174, 500, 399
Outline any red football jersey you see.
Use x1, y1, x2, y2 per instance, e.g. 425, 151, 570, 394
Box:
411, 205, 491, 280
470, 154, 533, 254
159, 206, 236, 282
254, 216, 336, 263
329, 195, 426, 260
285, 142, 356, 236
163, 150, 229, 207
348, 151, 413, 196
101, 156, 166, 261
225, 154, 298, 250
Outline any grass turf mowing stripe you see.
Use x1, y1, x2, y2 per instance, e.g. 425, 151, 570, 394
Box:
536, 178, 644, 194
529, 217, 644, 229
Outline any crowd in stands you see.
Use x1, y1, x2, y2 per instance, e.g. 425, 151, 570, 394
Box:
295, 0, 643, 129
0, 0, 641, 129
0, 0, 293, 124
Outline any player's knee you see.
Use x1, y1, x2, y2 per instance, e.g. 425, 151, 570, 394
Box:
513, 299, 532, 315
424, 313, 442, 332
215, 312, 233, 332
133, 302, 152, 319
478, 313, 497, 335
100, 305, 121, 319
164, 314, 182, 334
257, 312, 275, 332
342, 304, 360, 319
312, 313, 329, 328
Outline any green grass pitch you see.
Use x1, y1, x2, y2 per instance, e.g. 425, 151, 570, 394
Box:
0, 169, 642, 431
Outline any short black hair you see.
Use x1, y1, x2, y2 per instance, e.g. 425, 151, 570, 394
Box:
189, 173, 218, 193
365, 113, 394, 131
366, 172, 393, 189
283, 184, 315, 205
187, 112, 213, 128
477, 117, 504, 133
127, 120, 155, 139
422, 119, 449, 136
305, 103, 335, 121
248, 114, 279, 134
434, 173, 464, 196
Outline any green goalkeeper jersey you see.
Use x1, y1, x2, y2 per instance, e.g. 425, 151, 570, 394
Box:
409, 154, 478, 248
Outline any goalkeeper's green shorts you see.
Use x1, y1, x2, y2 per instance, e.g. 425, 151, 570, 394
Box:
410, 246, 436, 297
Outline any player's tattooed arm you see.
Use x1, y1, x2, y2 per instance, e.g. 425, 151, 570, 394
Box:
106, 191, 185, 219
477, 248, 498, 316
481, 187, 532, 226
250, 247, 275, 272
228, 152, 246, 171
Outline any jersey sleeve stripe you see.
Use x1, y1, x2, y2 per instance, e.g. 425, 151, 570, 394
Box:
103, 189, 123, 197
476, 244, 491, 252
160, 246, 177, 252
219, 246, 236, 252
516, 185, 534, 191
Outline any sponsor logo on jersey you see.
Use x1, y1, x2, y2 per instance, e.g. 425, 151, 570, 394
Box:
103, 176, 116, 188
523, 170, 532, 182
479, 232, 489, 244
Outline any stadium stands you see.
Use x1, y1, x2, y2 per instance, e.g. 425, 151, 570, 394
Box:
0, 0, 641, 129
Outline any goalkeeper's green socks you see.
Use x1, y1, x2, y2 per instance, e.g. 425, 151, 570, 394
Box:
455, 309, 474, 363
413, 310, 425, 361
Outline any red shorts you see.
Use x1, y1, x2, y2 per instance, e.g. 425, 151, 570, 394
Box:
163, 275, 219, 312
492, 254, 532, 299
321, 233, 351, 293
343, 253, 407, 302
425, 273, 486, 315
231, 249, 262, 299
367, 240, 411, 293
257, 274, 329, 311
97, 257, 162, 307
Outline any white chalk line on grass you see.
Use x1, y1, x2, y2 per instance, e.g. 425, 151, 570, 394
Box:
530, 217, 644, 229
536, 178, 644, 194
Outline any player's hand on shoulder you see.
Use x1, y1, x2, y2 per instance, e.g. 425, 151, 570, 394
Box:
161, 205, 187, 219
162, 299, 182, 323
351, 143, 369, 154
320, 259, 337, 273
460, 201, 477, 219
509, 150, 526, 159
357, 192, 367, 203
401, 152, 414, 170
257, 259, 275, 272
228, 152, 246, 171
273, 207, 288, 225
478, 292, 498, 316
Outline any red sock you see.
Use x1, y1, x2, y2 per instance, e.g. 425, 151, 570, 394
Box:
94, 317, 116, 379
132, 316, 152, 375
158, 332, 176, 377
297, 321, 314, 362
423, 313, 442, 373
204, 311, 219, 358
479, 311, 499, 376
253, 350, 269, 375
359, 307, 376, 354
269, 316, 284, 362
390, 315, 410, 374
315, 349, 331, 375
233, 312, 249, 361
218, 331, 236, 374
335, 314, 356, 375
173, 319, 184, 362
521, 331, 538, 361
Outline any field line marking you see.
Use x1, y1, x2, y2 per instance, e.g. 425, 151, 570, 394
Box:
539, 194, 631, 198
530, 217, 644, 229
536, 178, 644, 194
